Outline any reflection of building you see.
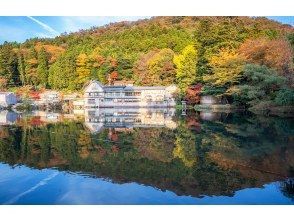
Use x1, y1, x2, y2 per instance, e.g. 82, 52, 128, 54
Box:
84, 108, 177, 133
82, 80, 177, 108
200, 95, 219, 105
31, 111, 62, 123
0, 111, 18, 125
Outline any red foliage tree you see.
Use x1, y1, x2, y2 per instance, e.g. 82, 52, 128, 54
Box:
108, 71, 119, 85
184, 83, 202, 105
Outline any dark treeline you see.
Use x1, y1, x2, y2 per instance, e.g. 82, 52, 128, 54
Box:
0, 16, 294, 109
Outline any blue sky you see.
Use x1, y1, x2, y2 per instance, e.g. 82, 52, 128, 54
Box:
0, 16, 293, 44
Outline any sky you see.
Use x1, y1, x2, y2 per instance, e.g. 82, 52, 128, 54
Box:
0, 16, 293, 44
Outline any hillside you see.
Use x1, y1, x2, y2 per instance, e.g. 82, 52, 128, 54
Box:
0, 16, 294, 110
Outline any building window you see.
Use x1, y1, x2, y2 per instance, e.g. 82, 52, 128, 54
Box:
124, 91, 141, 96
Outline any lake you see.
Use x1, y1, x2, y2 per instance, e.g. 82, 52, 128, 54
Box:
0, 109, 293, 204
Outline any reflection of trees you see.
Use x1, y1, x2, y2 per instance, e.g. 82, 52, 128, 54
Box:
197, 114, 294, 180
133, 127, 175, 162
0, 113, 293, 198
281, 179, 294, 201
173, 121, 197, 167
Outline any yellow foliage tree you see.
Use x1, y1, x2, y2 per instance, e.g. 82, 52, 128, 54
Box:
76, 53, 91, 88
173, 45, 198, 92
173, 122, 197, 167
203, 49, 244, 87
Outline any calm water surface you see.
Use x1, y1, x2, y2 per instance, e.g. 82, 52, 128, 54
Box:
0, 109, 293, 204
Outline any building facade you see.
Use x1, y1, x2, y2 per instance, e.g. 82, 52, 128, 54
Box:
83, 80, 178, 108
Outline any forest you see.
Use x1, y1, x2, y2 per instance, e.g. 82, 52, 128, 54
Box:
0, 16, 294, 112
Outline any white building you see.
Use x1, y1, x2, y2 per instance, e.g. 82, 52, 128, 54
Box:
83, 80, 178, 108
0, 92, 17, 107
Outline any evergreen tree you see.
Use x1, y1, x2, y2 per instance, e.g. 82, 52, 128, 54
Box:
18, 53, 26, 85
36, 47, 49, 87
0, 42, 20, 86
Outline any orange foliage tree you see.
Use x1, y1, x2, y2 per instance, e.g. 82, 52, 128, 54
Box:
108, 71, 119, 85
0, 77, 8, 90
239, 38, 293, 84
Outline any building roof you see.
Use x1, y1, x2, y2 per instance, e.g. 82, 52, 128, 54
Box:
84, 80, 177, 92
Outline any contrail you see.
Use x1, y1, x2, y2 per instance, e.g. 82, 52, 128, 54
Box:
4, 172, 59, 204
27, 16, 59, 36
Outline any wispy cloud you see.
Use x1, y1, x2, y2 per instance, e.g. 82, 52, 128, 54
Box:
27, 16, 59, 36
3, 172, 59, 204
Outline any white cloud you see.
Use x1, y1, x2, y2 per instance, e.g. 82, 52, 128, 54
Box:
27, 16, 59, 36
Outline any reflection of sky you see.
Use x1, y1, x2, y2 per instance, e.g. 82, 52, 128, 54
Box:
0, 163, 292, 205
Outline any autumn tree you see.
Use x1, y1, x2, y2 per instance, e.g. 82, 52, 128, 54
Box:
18, 52, 26, 85
239, 38, 294, 85
174, 45, 198, 92
25, 46, 38, 86
173, 121, 197, 167
148, 48, 176, 85
0, 77, 8, 90
108, 71, 118, 85
37, 47, 49, 87
203, 49, 244, 87
184, 84, 202, 105
133, 50, 159, 85
76, 53, 91, 88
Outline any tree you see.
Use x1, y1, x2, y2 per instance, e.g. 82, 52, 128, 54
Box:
37, 47, 49, 87
184, 84, 202, 105
108, 71, 118, 85
133, 50, 159, 85
0, 77, 8, 90
148, 48, 176, 85
133, 49, 176, 86
274, 88, 294, 106
226, 64, 286, 105
76, 53, 91, 88
173, 121, 197, 167
18, 53, 26, 85
173, 45, 198, 92
0, 42, 20, 86
24, 46, 38, 86
203, 49, 244, 87
239, 38, 294, 85
48, 52, 77, 90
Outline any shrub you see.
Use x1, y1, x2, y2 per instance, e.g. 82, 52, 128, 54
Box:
275, 88, 294, 105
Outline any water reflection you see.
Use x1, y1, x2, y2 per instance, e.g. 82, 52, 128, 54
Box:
0, 109, 293, 204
